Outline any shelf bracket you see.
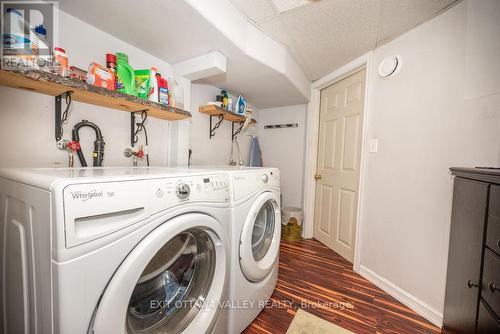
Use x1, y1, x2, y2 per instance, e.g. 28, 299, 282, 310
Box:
54, 90, 73, 142
232, 121, 244, 140
209, 114, 224, 138
131, 110, 148, 147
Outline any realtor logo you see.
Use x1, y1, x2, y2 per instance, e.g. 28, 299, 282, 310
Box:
1, 0, 58, 70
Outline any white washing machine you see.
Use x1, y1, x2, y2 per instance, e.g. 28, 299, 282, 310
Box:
185, 166, 281, 333
0, 167, 232, 334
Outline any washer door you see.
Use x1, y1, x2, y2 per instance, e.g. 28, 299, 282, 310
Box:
91, 213, 226, 334
239, 192, 281, 282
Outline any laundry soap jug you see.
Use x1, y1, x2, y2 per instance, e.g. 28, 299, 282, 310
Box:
134, 69, 151, 100
116, 52, 137, 96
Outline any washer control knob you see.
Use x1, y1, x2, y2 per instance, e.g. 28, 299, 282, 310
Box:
262, 174, 269, 183
176, 183, 190, 199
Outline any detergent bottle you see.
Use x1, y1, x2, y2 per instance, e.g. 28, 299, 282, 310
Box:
148, 67, 159, 103
2, 8, 31, 55
156, 73, 169, 106
116, 52, 137, 96
134, 69, 151, 100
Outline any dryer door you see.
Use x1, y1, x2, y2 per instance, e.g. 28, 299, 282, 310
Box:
239, 192, 281, 282
91, 213, 226, 334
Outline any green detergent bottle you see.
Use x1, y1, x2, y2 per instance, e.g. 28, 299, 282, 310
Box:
116, 52, 137, 96
134, 69, 151, 100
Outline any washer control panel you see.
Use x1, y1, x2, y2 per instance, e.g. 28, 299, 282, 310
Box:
62, 173, 230, 248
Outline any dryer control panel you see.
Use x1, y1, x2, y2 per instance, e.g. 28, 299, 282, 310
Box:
62, 174, 229, 248
231, 168, 280, 202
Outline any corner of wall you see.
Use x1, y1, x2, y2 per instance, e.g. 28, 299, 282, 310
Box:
358, 265, 443, 328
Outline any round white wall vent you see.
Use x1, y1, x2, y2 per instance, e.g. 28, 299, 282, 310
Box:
378, 55, 401, 78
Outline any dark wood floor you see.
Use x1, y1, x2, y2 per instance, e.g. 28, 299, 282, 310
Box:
243, 239, 441, 334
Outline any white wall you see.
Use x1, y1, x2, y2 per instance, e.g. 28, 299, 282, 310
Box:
189, 83, 257, 166
0, 9, 182, 168
357, 0, 500, 323
257, 105, 307, 208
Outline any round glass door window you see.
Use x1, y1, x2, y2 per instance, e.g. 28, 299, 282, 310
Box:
126, 228, 216, 333
251, 200, 276, 262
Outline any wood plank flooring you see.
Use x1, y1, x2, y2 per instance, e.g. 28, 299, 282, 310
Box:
243, 239, 442, 334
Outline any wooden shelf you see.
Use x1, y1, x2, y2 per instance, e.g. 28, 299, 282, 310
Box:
0, 69, 191, 121
199, 104, 256, 124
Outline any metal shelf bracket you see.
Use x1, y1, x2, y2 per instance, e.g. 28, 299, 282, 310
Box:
232, 121, 244, 140
209, 114, 224, 138
131, 110, 148, 147
54, 90, 73, 142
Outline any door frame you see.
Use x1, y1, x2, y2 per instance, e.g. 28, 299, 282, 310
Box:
303, 51, 374, 272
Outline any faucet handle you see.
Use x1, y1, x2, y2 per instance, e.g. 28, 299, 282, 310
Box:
56, 139, 70, 151
57, 139, 80, 167
67, 141, 81, 152
136, 148, 145, 159
124, 147, 144, 158
124, 148, 135, 158
124, 147, 145, 167
57, 139, 80, 152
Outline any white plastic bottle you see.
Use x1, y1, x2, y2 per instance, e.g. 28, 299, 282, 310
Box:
149, 67, 159, 103
32, 25, 52, 69
2, 8, 32, 55
2, 8, 52, 70
168, 77, 184, 109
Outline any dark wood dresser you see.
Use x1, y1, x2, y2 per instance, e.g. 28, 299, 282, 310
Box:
443, 168, 500, 333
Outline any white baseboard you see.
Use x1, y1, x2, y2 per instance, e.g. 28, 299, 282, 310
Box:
358, 265, 443, 328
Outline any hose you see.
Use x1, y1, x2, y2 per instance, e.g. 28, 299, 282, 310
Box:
72, 120, 105, 167
234, 138, 244, 165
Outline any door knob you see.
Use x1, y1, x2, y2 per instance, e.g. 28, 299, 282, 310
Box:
489, 282, 500, 293
467, 280, 480, 289
314, 174, 322, 180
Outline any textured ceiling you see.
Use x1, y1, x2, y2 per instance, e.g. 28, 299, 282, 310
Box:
57, 0, 308, 108
58, 0, 459, 107
230, 0, 459, 80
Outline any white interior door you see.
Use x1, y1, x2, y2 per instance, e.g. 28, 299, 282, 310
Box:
313, 69, 366, 263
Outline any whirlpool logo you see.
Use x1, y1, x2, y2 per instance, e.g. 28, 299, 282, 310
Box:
70, 189, 104, 202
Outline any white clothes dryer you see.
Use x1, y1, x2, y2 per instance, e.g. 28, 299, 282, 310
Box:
183, 166, 281, 334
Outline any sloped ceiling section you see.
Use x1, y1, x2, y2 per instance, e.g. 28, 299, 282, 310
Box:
231, 0, 458, 80
57, 0, 310, 108
184, 0, 310, 103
